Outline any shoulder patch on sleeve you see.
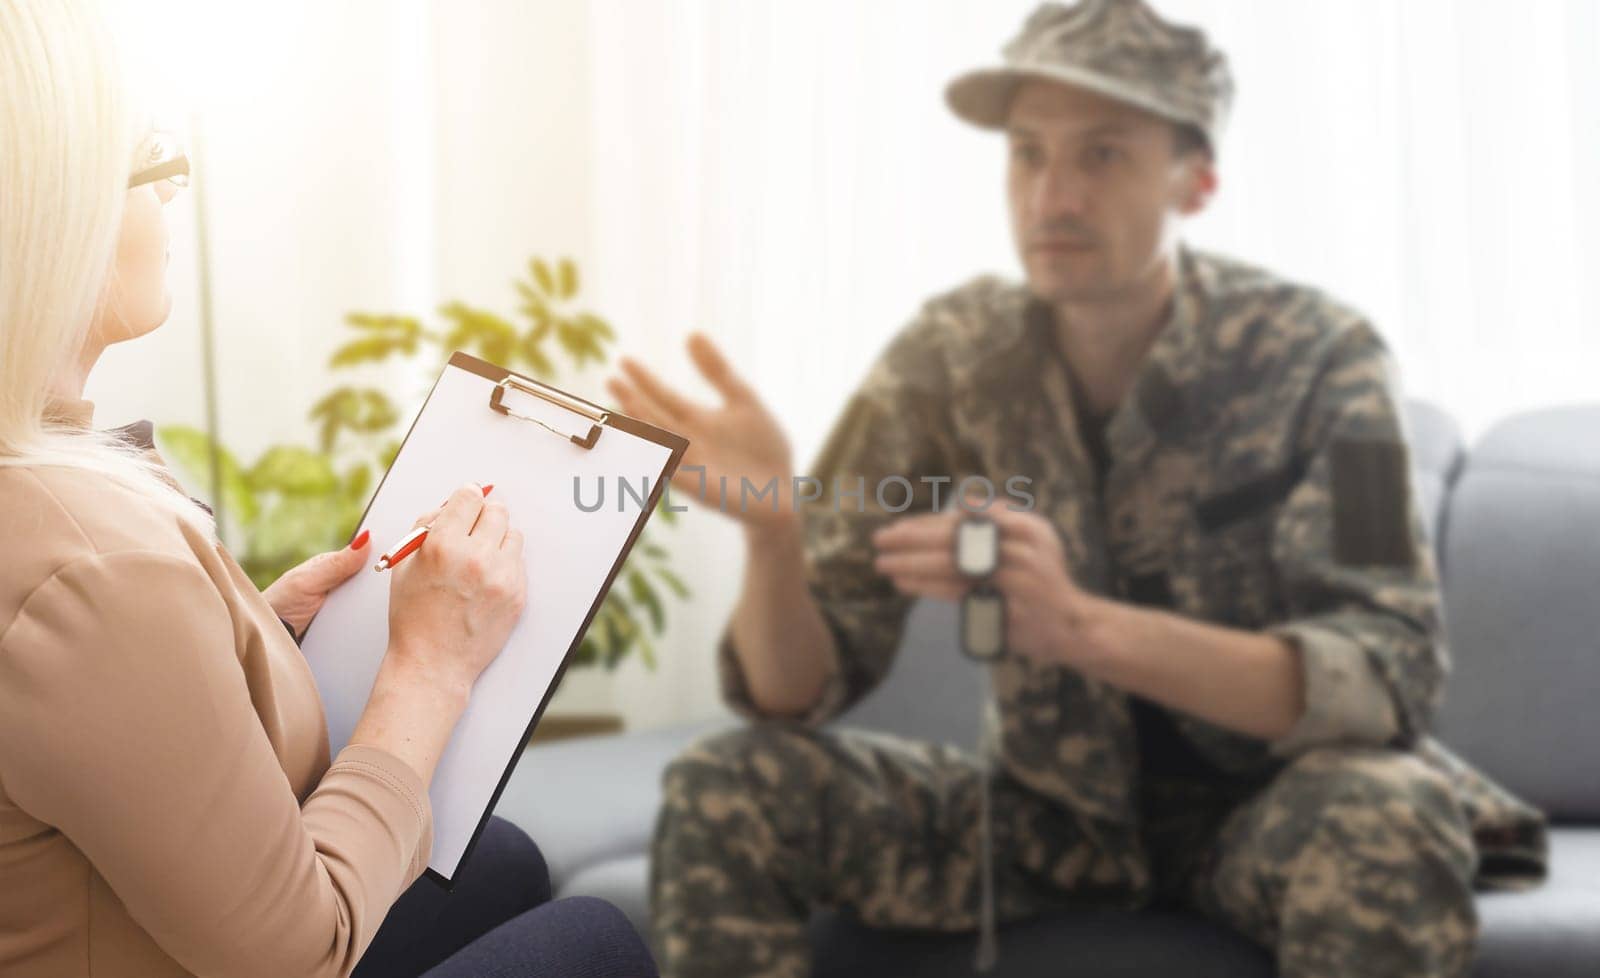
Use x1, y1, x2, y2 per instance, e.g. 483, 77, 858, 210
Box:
1330, 437, 1416, 567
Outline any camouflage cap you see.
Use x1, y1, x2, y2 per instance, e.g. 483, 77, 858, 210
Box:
946, 0, 1234, 151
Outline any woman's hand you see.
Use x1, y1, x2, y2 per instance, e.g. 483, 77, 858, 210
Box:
347, 484, 528, 785
384, 483, 528, 696
262, 530, 374, 639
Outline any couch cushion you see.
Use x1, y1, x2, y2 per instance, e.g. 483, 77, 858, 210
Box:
1472, 827, 1600, 978
1436, 404, 1600, 819
1404, 398, 1466, 550
495, 722, 728, 890
833, 600, 978, 747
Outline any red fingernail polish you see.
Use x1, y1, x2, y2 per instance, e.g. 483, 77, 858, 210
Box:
350, 529, 370, 550
483, 484, 494, 495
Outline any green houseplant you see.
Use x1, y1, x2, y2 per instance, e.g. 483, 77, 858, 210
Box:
158, 257, 687, 670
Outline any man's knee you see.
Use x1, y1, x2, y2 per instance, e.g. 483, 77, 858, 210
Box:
650, 725, 833, 959
661, 723, 831, 808
1265, 749, 1478, 973
656, 723, 834, 859
1275, 747, 1475, 871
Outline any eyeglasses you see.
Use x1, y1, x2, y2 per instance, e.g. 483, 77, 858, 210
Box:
128, 132, 190, 189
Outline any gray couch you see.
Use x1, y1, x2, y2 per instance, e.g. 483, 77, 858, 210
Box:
493, 400, 1600, 977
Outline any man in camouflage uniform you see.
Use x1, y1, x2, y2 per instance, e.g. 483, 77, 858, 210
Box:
606, 2, 1548, 976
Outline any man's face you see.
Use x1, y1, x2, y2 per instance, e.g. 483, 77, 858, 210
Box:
1005, 80, 1214, 305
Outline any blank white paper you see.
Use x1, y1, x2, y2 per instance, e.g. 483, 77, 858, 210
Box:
299, 361, 674, 881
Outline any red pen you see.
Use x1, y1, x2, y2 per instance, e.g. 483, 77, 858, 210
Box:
373, 484, 495, 572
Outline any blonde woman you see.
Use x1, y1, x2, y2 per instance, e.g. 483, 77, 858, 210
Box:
0, 2, 655, 976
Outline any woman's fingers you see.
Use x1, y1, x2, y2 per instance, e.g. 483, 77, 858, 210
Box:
428, 484, 487, 539
472, 500, 511, 545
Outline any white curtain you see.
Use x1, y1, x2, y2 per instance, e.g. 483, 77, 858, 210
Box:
96, 0, 596, 461
94, 1, 441, 455
588, 0, 1600, 726
590, 0, 1600, 443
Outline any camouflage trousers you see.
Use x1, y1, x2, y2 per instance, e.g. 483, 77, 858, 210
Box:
649, 724, 1478, 978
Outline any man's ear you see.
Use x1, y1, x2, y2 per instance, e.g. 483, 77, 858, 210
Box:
1175, 156, 1218, 216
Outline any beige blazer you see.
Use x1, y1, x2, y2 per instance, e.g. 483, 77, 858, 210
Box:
0, 398, 433, 978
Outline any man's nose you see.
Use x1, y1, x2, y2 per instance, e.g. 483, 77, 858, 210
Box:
1029, 161, 1089, 221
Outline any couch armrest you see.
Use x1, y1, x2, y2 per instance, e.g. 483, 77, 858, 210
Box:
491, 721, 731, 890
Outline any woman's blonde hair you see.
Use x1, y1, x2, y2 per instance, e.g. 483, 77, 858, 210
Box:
0, 0, 217, 541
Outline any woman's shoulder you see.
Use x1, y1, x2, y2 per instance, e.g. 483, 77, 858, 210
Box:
0, 465, 207, 632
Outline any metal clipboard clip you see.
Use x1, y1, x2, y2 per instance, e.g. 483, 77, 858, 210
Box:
489, 375, 610, 449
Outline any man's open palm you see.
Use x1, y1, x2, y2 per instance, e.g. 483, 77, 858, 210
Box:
606, 333, 794, 526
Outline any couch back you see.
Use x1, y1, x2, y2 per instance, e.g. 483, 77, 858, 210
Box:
841, 401, 1600, 822
1433, 404, 1600, 821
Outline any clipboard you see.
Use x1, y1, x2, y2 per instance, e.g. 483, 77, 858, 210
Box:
298, 351, 688, 887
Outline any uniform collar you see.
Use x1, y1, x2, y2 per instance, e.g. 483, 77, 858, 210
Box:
1027, 245, 1212, 446
1106, 245, 1212, 445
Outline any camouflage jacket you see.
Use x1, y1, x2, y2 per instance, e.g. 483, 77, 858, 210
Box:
719, 247, 1546, 888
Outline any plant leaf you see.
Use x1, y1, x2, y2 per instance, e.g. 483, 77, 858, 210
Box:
558, 258, 578, 299
155, 424, 259, 525
573, 635, 598, 668
309, 387, 399, 453
248, 494, 346, 577
555, 318, 606, 367
344, 464, 372, 505
654, 495, 679, 525
653, 566, 690, 600
576, 312, 615, 341
517, 330, 556, 378
602, 611, 623, 668
248, 446, 339, 496
627, 570, 665, 632
514, 280, 542, 305
531, 259, 556, 297
329, 334, 415, 368
352, 390, 400, 431
439, 301, 519, 364
379, 439, 402, 469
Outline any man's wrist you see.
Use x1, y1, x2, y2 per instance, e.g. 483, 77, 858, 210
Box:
1060, 590, 1133, 679
743, 509, 805, 550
